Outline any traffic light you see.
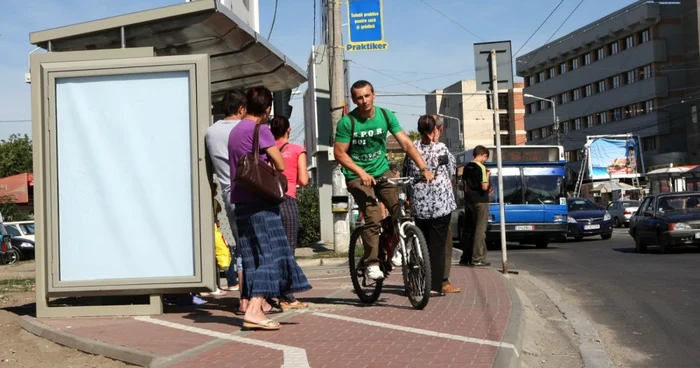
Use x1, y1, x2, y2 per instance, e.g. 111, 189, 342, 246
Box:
273, 89, 293, 119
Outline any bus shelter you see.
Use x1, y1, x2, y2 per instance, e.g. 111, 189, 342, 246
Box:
29, 0, 305, 318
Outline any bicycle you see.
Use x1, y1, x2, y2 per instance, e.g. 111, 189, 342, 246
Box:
348, 175, 432, 310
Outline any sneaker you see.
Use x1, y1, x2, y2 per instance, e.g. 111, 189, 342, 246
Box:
470, 261, 491, 267
366, 265, 385, 280
391, 250, 403, 267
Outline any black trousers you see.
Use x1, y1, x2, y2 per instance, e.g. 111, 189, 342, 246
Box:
415, 214, 451, 292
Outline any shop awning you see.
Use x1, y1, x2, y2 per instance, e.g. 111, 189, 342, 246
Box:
28, 0, 306, 101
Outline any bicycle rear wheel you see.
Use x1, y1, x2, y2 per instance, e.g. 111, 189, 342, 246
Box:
401, 224, 431, 310
348, 226, 383, 304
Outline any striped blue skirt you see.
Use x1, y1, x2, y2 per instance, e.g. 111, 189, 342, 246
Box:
234, 201, 312, 299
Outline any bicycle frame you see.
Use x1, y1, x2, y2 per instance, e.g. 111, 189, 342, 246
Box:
386, 177, 424, 264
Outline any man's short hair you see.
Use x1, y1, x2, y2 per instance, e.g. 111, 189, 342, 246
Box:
245, 86, 273, 116
221, 89, 246, 117
473, 145, 489, 158
350, 80, 374, 98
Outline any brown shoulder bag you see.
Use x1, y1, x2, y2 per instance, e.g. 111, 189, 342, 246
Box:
233, 124, 288, 204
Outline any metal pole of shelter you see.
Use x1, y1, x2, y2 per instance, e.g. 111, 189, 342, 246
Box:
489, 49, 508, 274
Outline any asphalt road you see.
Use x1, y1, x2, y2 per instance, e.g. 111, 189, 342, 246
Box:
494, 228, 700, 367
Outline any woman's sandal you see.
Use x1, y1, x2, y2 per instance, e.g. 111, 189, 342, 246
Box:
279, 301, 308, 311
242, 319, 280, 331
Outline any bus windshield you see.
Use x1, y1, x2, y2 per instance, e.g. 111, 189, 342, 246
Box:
488, 167, 564, 205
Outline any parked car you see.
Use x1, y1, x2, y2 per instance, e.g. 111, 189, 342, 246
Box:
0, 221, 21, 265
629, 192, 700, 253
3, 221, 34, 242
566, 197, 614, 241
606, 200, 641, 228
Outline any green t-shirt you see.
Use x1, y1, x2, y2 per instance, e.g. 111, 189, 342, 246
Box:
334, 107, 403, 179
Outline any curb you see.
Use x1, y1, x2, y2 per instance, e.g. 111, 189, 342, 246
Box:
296, 257, 348, 268
494, 269, 525, 368
18, 315, 158, 367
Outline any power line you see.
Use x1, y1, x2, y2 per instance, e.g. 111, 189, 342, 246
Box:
417, 0, 484, 41
544, 0, 585, 45
0, 120, 30, 124
376, 69, 474, 89
512, 0, 566, 58
267, 0, 279, 40
350, 60, 431, 93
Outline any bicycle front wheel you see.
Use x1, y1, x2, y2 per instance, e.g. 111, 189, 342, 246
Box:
401, 224, 431, 310
348, 226, 383, 304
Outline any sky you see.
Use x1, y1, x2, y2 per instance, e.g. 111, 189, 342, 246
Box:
0, 0, 640, 143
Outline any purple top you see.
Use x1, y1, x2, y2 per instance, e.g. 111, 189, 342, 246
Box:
228, 119, 277, 203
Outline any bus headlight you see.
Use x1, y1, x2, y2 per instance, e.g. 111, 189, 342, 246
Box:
553, 215, 566, 222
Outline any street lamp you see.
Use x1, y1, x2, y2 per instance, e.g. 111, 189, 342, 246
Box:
524, 93, 559, 146
436, 113, 463, 151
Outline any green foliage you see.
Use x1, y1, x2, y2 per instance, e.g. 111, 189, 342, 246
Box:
0, 195, 32, 221
296, 187, 321, 246
407, 130, 421, 141
0, 134, 33, 179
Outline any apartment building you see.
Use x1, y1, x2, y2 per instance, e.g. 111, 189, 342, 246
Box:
425, 80, 526, 153
516, 0, 686, 170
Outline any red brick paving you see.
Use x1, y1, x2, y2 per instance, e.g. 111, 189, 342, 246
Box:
29, 266, 513, 367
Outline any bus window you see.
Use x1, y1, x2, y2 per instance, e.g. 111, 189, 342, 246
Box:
523, 167, 566, 205
489, 169, 523, 205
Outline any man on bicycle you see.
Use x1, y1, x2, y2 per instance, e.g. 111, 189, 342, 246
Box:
334, 80, 434, 280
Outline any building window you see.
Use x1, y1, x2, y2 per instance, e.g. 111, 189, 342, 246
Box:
573, 89, 581, 101
563, 121, 569, 133
626, 70, 636, 84
598, 80, 607, 93
540, 100, 547, 110
599, 111, 608, 124
613, 108, 623, 121
626, 104, 637, 118
539, 71, 546, 82
561, 92, 569, 103
645, 100, 654, 113
500, 135, 510, 146
642, 136, 657, 150
641, 29, 650, 43
586, 115, 594, 128
528, 75, 536, 86
597, 47, 605, 61
572, 58, 579, 70
542, 127, 549, 138
533, 130, 540, 139
641, 64, 652, 80
612, 75, 621, 89
499, 113, 510, 131
574, 118, 582, 130
610, 42, 619, 55
549, 67, 556, 79
560, 63, 568, 74
625, 36, 634, 50
498, 93, 509, 110
585, 84, 593, 97
584, 53, 592, 65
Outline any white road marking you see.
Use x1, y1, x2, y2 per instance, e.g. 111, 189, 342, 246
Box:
312, 312, 519, 358
307, 276, 350, 281
134, 316, 309, 368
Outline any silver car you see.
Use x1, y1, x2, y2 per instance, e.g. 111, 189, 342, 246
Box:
606, 200, 641, 228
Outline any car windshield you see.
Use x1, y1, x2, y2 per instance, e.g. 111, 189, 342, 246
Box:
621, 201, 640, 208
658, 194, 700, 212
20, 223, 34, 235
568, 199, 599, 211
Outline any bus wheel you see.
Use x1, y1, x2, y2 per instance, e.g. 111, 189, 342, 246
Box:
535, 240, 548, 249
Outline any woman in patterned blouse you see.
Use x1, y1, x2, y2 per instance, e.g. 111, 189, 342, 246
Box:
406, 115, 457, 296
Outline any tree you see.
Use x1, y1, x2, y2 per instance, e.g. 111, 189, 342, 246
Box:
0, 195, 31, 221
0, 134, 33, 179
407, 130, 421, 141
296, 187, 320, 246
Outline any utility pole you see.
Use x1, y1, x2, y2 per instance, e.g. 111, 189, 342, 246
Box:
555, 116, 561, 146
329, 0, 350, 251
489, 50, 508, 274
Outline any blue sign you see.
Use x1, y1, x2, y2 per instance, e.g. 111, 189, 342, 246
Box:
587, 137, 644, 180
346, 0, 388, 52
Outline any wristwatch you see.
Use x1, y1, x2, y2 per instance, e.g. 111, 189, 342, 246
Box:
421, 166, 433, 172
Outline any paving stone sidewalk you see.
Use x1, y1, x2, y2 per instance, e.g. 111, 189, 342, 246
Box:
19, 264, 523, 368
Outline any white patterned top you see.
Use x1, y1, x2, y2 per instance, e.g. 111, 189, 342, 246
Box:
405, 140, 457, 220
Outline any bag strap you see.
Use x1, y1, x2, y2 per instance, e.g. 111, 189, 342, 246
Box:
348, 113, 356, 152
279, 142, 289, 152
380, 108, 389, 132
252, 124, 261, 162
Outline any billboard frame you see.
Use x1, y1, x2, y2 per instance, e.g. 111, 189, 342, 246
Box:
585, 134, 646, 181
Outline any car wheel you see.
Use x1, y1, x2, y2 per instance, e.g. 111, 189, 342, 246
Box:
601, 233, 612, 240
613, 217, 621, 228
535, 240, 548, 249
6, 249, 21, 265
574, 236, 583, 241
660, 237, 672, 254
634, 233, 647, 253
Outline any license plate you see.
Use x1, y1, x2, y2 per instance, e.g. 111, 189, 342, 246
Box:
515, 225, 534, 231
695, 233, 700, 239
584, 224, 601, 230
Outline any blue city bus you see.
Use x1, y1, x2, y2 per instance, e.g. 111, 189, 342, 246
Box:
452, 145, 568, 248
